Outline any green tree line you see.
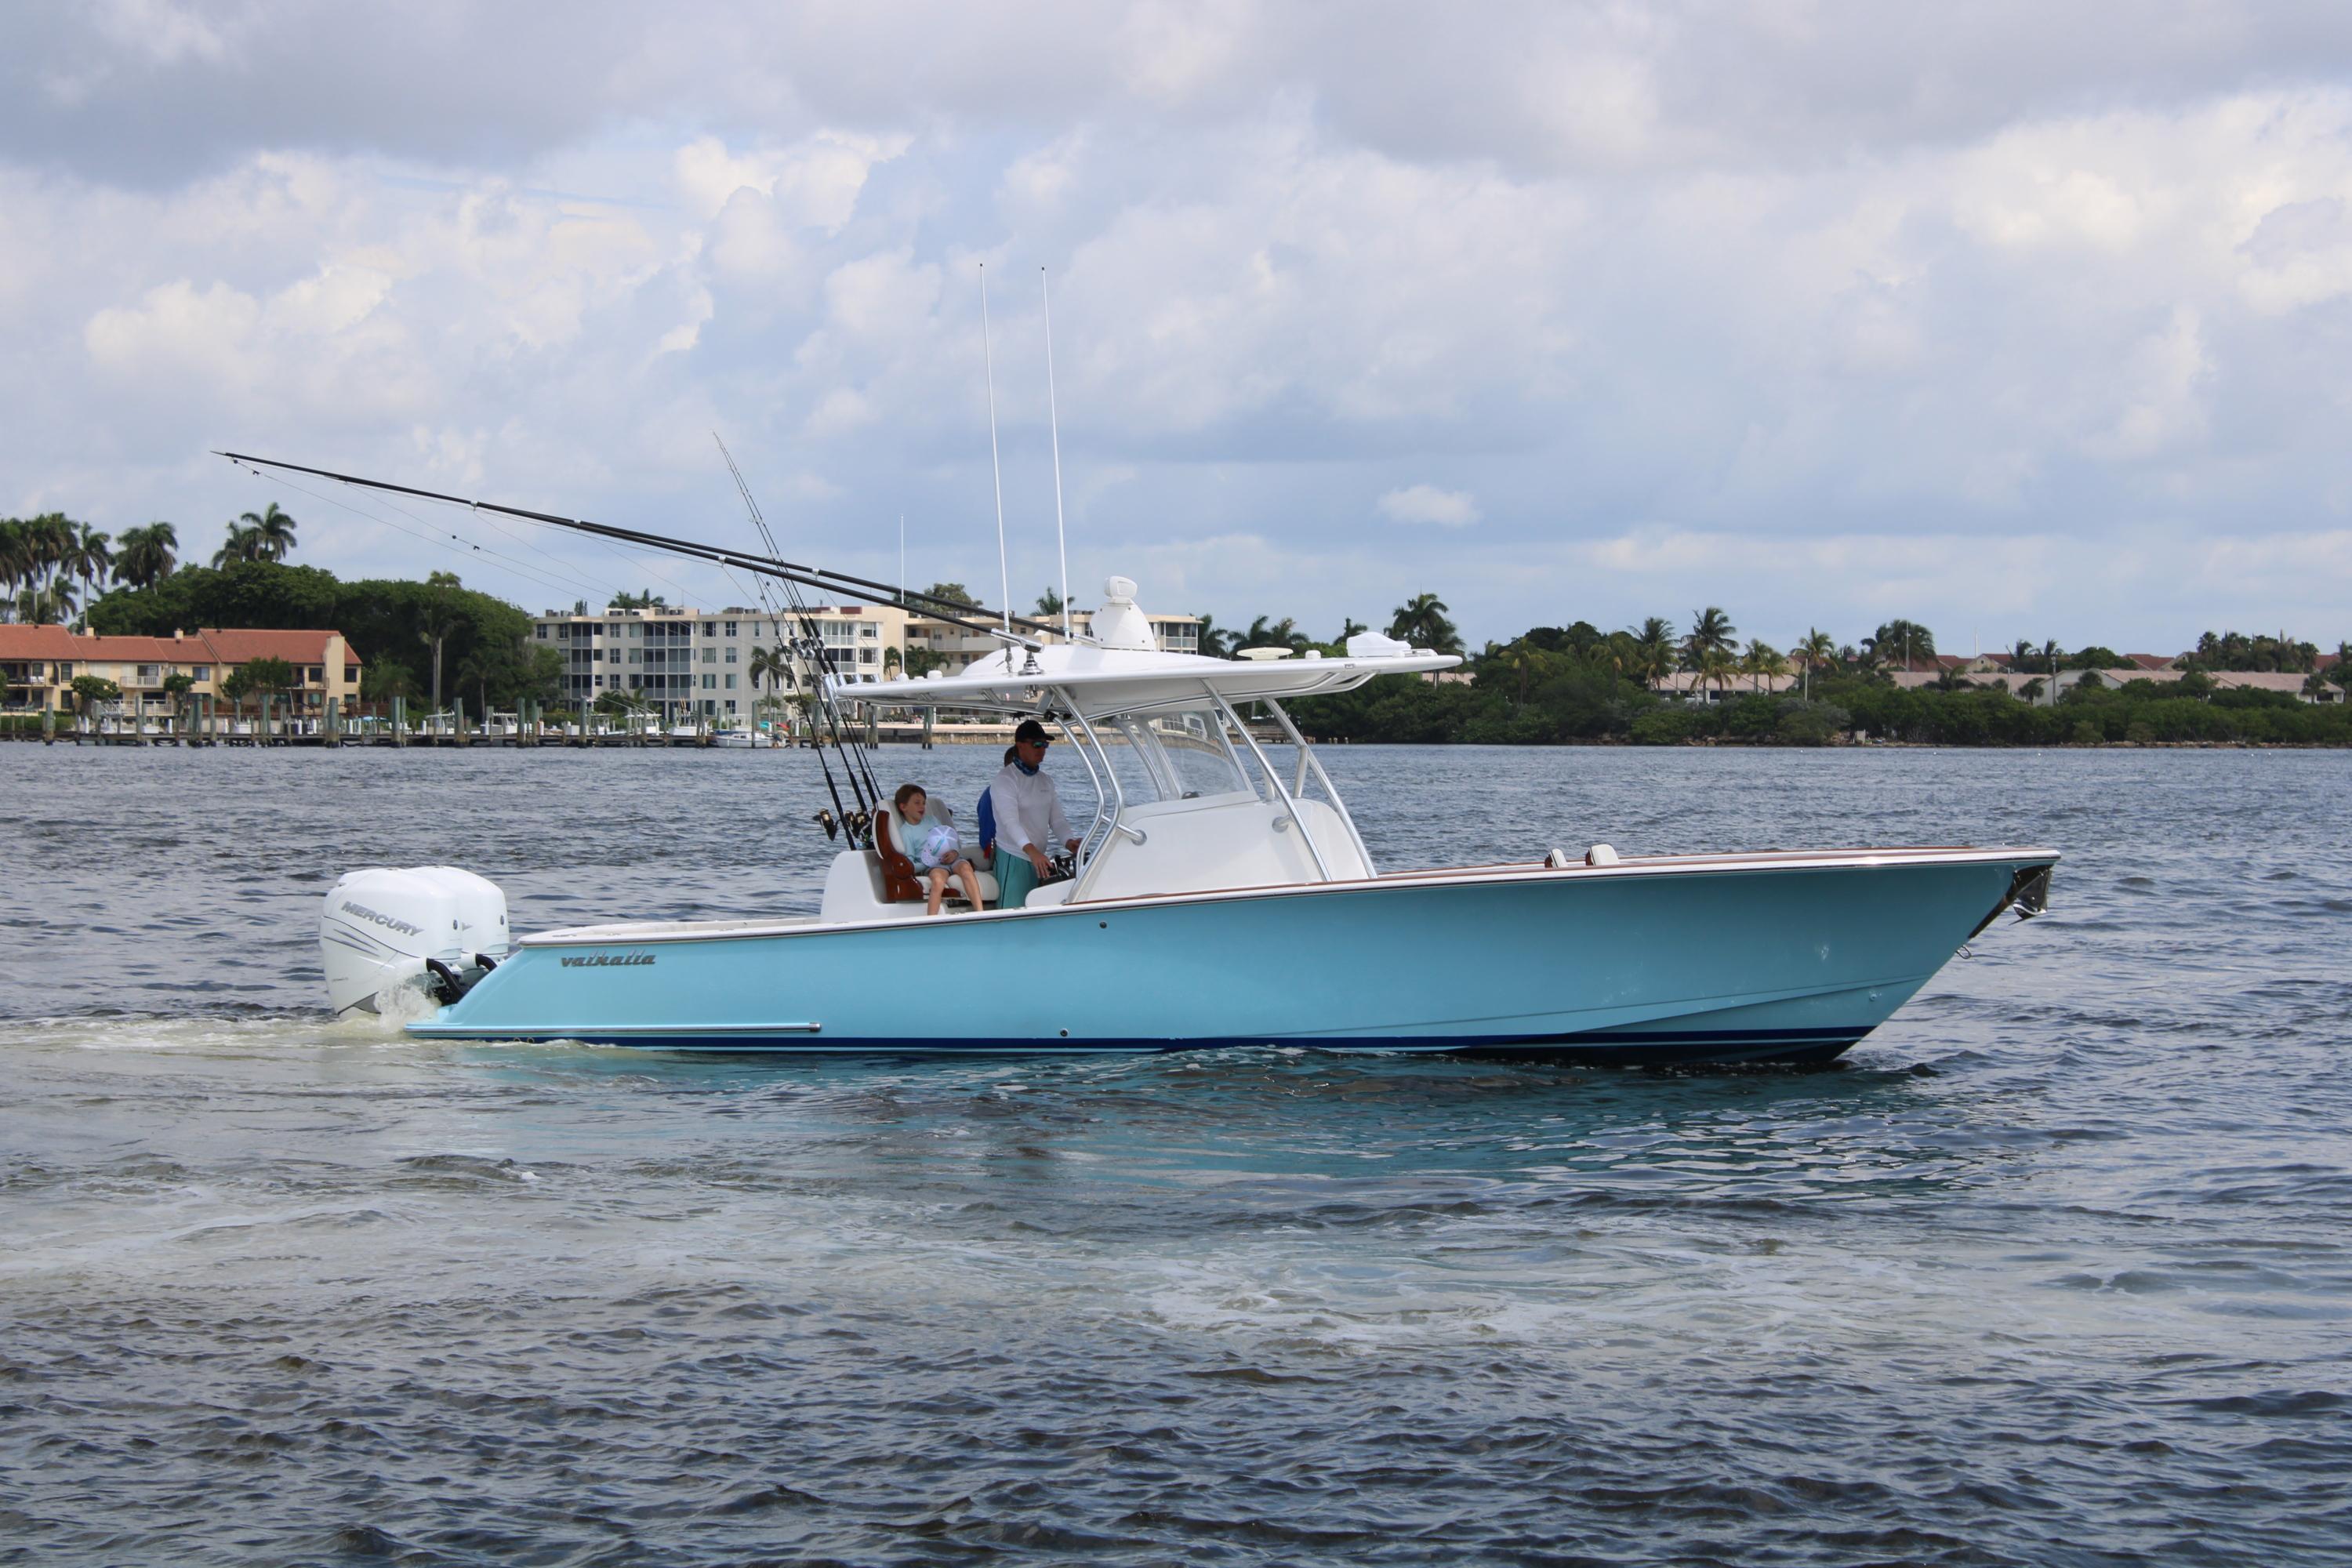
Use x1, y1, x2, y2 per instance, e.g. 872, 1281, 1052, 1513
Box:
1283, 604, 2352, 746
86, 559, 562, 715
2, 507, 303, 626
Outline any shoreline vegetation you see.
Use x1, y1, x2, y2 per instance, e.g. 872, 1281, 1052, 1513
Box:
1245, 603, 2352, 749
7, 508, 2350, 747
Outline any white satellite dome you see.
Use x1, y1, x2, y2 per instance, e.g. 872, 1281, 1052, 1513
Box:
1091, 575, 1156, 651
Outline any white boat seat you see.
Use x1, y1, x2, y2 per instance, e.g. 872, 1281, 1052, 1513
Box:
873, 802, 999, 906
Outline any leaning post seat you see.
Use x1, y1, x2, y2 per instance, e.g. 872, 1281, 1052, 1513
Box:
873, 806, 997, 907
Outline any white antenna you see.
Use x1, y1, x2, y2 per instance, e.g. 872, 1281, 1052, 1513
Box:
979, 263, 1011, 644
1041, 267, 1072, 642
898, 513, 905, 606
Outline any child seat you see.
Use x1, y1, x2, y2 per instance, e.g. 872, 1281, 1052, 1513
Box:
874, 804, 999, 907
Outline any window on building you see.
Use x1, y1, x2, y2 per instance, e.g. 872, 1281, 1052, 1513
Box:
702, 648, 716, 663
535, 626, 548, 639
724, 673, 737, 690
724, 647, 738, 663
701, 673, 716, 690
629, 623, 641, 638
192, 666, 210, 681
702, 622, 716, 637
307, 666, 324, 684
724, 699, 737, 713
136, 664, 160, 682
629, 651, 641, 664
724, 621, 739, 637
346, 668, 358, 682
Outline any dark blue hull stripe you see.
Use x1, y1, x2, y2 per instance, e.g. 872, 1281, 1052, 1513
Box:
453, 1025, 1869, 1065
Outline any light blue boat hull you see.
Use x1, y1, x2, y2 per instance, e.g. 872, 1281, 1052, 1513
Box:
408, 852, 2053, 1066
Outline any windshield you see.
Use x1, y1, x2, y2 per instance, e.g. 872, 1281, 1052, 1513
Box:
1106, 709, 1254, 803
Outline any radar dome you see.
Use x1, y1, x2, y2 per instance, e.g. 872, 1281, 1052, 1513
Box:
1092, 576, 1156, 651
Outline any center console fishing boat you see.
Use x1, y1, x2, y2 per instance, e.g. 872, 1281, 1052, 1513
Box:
315, 565, 2056, 1065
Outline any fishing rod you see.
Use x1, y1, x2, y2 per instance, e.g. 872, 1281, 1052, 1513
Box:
713, 437, 853, 833
713, 436, 884, 840
212, 452, 1063, 648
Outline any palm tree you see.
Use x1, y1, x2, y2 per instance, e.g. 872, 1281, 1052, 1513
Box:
1243, 615, 1313, 655
1497, 641, 1544, 702
1797, 628, 1836, 699
882, 644, 902, 677
1741, 639, 1788, 694
2332, 642, 2351, 702
113, 522, 178, 590
454, 646, 507, 721
212, 521, 263, 568
1035, 585, 1065, 619
16, 579, 74, 625
749, 644, 792, 697
1387, 593, 1464, 655
417, 593, 464, 710
5, 514, 74, 619
1865, 619, 1936, 672
1629, 617, 1677, 688
1684, 606, 1737, 668
0, 518, 30, 620
2303, 670, 2336, 703
1192, 613, 1235, 659
240, 503, 297, 563
361, 660, 417, 715
1693, 644, 1737, 702
59, 524, 111, 626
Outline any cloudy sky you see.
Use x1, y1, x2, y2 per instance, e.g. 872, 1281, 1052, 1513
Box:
8, 1, 2352, 654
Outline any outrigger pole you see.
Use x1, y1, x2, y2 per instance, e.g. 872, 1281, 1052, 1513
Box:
211, 452, 1064, 646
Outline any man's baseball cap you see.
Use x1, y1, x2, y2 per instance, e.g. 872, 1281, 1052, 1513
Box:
1013, 718, 1053, 746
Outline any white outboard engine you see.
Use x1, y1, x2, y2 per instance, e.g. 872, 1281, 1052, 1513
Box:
321, 866, 510, 1015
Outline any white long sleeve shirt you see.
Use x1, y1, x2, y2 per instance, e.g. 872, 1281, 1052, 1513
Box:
989, 760, 1073, 855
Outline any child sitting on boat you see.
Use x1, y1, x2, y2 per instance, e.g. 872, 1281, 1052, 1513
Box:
892, 784, 985, 916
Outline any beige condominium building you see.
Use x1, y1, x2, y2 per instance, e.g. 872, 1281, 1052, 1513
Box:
0, 626, 363, 717
529, 603, 909, 721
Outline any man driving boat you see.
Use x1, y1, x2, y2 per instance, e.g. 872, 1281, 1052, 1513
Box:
989, 719, 1080, 909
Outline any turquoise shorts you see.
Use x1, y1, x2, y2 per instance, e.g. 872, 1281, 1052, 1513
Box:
996, 851, 1040, 910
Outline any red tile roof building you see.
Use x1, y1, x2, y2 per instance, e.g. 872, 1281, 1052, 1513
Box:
0, 626, 363, 716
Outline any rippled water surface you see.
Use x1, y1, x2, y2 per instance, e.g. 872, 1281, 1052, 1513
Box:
4, 744, 2349, 1566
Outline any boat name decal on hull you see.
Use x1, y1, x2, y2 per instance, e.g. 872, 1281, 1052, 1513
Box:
560, 953, 656, 968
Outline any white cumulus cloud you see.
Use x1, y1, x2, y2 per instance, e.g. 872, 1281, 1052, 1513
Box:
1377, 485, 1481, 528
5, 4, 2352, 648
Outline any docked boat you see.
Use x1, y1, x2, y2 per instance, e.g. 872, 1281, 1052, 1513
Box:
320, 576, 2056, 1065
